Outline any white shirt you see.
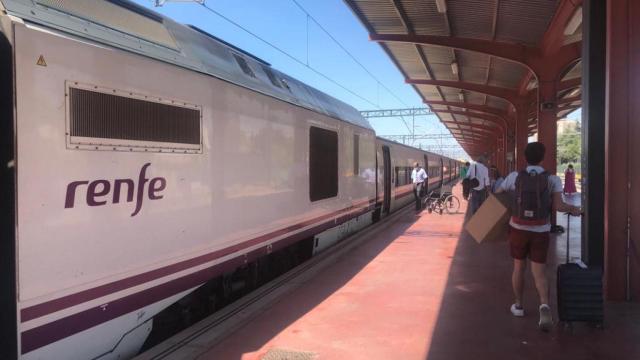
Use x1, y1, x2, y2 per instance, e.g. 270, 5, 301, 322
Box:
466, 162, 490, 191
500, 165, 563, 232
411, 167, 427, 184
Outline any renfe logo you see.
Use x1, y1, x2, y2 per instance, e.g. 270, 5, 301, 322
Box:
65, 163, 166, 217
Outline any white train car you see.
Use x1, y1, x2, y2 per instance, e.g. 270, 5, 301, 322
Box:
376, 137, 460, 216
0, 1, 460, 359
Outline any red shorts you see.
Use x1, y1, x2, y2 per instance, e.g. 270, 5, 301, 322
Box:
509, 228, 550, 263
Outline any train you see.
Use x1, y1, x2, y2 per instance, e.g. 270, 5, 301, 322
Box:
0, 1, 462, 359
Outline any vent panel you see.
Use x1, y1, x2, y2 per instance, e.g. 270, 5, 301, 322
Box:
262, 66, 282, 88
37, 0, 177, 49
233, 53, 256, 78
69, 87, 201, 149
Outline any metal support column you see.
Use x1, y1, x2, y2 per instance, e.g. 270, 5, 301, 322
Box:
537, 81, 558, 173
537, 81, 559, 227
605, 0, 640, 301
515, 107, 529, 169
582, 0, 605, 268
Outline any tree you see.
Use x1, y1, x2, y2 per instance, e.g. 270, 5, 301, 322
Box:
557, 128, 581, 165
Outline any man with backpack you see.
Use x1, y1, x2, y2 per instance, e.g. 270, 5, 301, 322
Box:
495, 142, 581, 331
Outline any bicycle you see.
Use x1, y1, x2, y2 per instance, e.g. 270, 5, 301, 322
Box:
424, 187, 461, 214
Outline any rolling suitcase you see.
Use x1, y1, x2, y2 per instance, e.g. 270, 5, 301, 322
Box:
556, 214, 604, 325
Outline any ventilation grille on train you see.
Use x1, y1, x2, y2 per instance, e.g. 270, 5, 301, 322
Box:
69, 87, 201, 149
233, 53, 256, 78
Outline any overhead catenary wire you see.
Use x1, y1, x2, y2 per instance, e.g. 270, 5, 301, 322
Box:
290, 0, 413, 132
200, 3, 380, 110
198, 2, 414, 134
290, 0, 409, 108
155, 0, 464, 156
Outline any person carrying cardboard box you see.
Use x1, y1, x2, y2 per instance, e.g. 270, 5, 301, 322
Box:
495, 142, 581, 332
466, 156, 490, 214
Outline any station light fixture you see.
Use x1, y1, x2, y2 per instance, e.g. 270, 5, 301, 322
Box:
435, 0, 447, 14
451, 61, 459, 75
458, 91, 465, 101
564, 6, 582, 35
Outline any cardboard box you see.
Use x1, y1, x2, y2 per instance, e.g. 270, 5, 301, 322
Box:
465, 192, 512, 243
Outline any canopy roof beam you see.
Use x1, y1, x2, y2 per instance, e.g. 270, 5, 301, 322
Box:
435, 109, 507, 132
371, 34, 580, 81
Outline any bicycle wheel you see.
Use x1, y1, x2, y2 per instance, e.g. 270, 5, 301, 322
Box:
444, 195, 460, 214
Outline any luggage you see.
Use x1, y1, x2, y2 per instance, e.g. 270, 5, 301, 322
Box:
462, 178, 471, 200
469, 164, 480, 188
556, 214, 604, 324
462, 164, 479, 200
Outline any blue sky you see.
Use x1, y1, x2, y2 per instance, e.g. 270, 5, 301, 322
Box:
132, 0, 462, 155
132, 0, 581, 159
133, 0, 421, 111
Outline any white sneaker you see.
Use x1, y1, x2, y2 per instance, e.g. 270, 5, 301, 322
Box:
510, 303, 524, 317
538, 304, 553, 331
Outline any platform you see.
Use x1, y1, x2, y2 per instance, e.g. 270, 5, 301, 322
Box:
146, 186, 640, 360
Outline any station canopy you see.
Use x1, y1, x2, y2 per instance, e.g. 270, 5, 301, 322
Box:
344, 0, 582, 156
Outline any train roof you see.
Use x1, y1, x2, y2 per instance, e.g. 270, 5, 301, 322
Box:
375, 136, 461, 163
0, 0, 372, 130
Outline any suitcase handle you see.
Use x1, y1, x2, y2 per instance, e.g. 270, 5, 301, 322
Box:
565, 213, 571, 264
563, 212, 583, 264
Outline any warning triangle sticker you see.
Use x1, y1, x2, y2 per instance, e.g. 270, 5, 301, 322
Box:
36, 55, 47, 67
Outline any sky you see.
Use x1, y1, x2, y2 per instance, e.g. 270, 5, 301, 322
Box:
130, 0, 466, 158
131, 0, 581, 160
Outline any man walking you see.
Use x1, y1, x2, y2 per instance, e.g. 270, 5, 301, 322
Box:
460, 161, 470, 180
496, 142, 581, 331
466, 156, 490, 214
411, 162, 428, 212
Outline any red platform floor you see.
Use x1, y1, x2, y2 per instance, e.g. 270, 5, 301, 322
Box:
200, 186, 640, 360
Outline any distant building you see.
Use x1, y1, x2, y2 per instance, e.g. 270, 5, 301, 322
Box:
557, 118, 579, 135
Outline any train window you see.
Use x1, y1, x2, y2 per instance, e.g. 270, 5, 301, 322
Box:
353, 134, 360, 176
309, 127, 338, 201
395, 166, 412, 187
262, 66, 282, 88
68, 85, 201, 152
233, 53, 256, 78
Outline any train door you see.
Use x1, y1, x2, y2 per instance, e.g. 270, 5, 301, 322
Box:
0, 28, 17, 360
439, 158, 444, 189
382, 146, 391, 214
449, 160, 453, 182
423, 154, 429, 189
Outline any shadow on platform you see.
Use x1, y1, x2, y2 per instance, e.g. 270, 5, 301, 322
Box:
203, 207, 424, 359
424, 194, 640, 360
